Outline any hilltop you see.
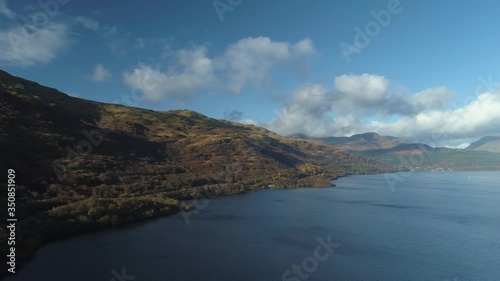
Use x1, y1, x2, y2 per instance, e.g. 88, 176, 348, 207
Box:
0, 69, 393, 273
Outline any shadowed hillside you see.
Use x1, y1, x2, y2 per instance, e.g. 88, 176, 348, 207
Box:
0, 70, 394, 274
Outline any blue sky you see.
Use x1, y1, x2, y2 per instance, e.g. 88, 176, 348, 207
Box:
1, 0, 500, 147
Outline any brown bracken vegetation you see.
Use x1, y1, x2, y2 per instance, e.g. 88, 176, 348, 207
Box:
0, 69, 394, 274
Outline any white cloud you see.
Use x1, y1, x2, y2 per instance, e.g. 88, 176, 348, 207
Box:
331, 74, 453, 116
290, 84, 332, 114
0, 1, 71, 66
412, 87, 452, 113
0, 0, 15, 19
219, 37, 292, 93
293, 38, 315, 55
123, 63, 212, 101
267, 74, 499, 145
0, 23, 70, 66
335, 74, 388, 103
88, 64, 111, 82
123, 37, 316, 101
268, 84, 339, 137
372, 91, 500, 143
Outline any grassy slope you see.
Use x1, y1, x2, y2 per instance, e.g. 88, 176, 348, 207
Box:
0, 70, 394, 273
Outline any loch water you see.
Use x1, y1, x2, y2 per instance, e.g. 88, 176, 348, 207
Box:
7, 171, 500, 281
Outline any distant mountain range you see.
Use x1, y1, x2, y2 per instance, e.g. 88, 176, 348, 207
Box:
294, 133, 500, 171
291, 132, 408, 151
466, 136, 500, 153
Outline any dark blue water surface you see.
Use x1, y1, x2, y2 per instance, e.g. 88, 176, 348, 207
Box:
6, 171, 500, 281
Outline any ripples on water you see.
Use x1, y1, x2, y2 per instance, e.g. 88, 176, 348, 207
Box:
6, 171, 500, 281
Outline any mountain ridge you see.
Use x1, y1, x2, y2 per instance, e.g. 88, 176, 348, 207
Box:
0, 69, 394, 274
299, 134, 500, 171
291, 132, 408, 151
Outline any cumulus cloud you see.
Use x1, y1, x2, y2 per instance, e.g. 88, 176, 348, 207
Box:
123, 48, 214, 101
88, 64, 111, 82
123, 37, 316, 101
0, 1, 70, 66
293, 38, 315, 55
335, 74, 388, 104
372, 91, 500, 143
267, 73, 498, 145
331, 74, 453, 117
268, 84, 339, 137
412, 87, 453, 113
0, 23, 70, 66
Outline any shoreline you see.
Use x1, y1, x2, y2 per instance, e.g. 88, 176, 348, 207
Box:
0, 170, 394, 279
3, 169, 491, 278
